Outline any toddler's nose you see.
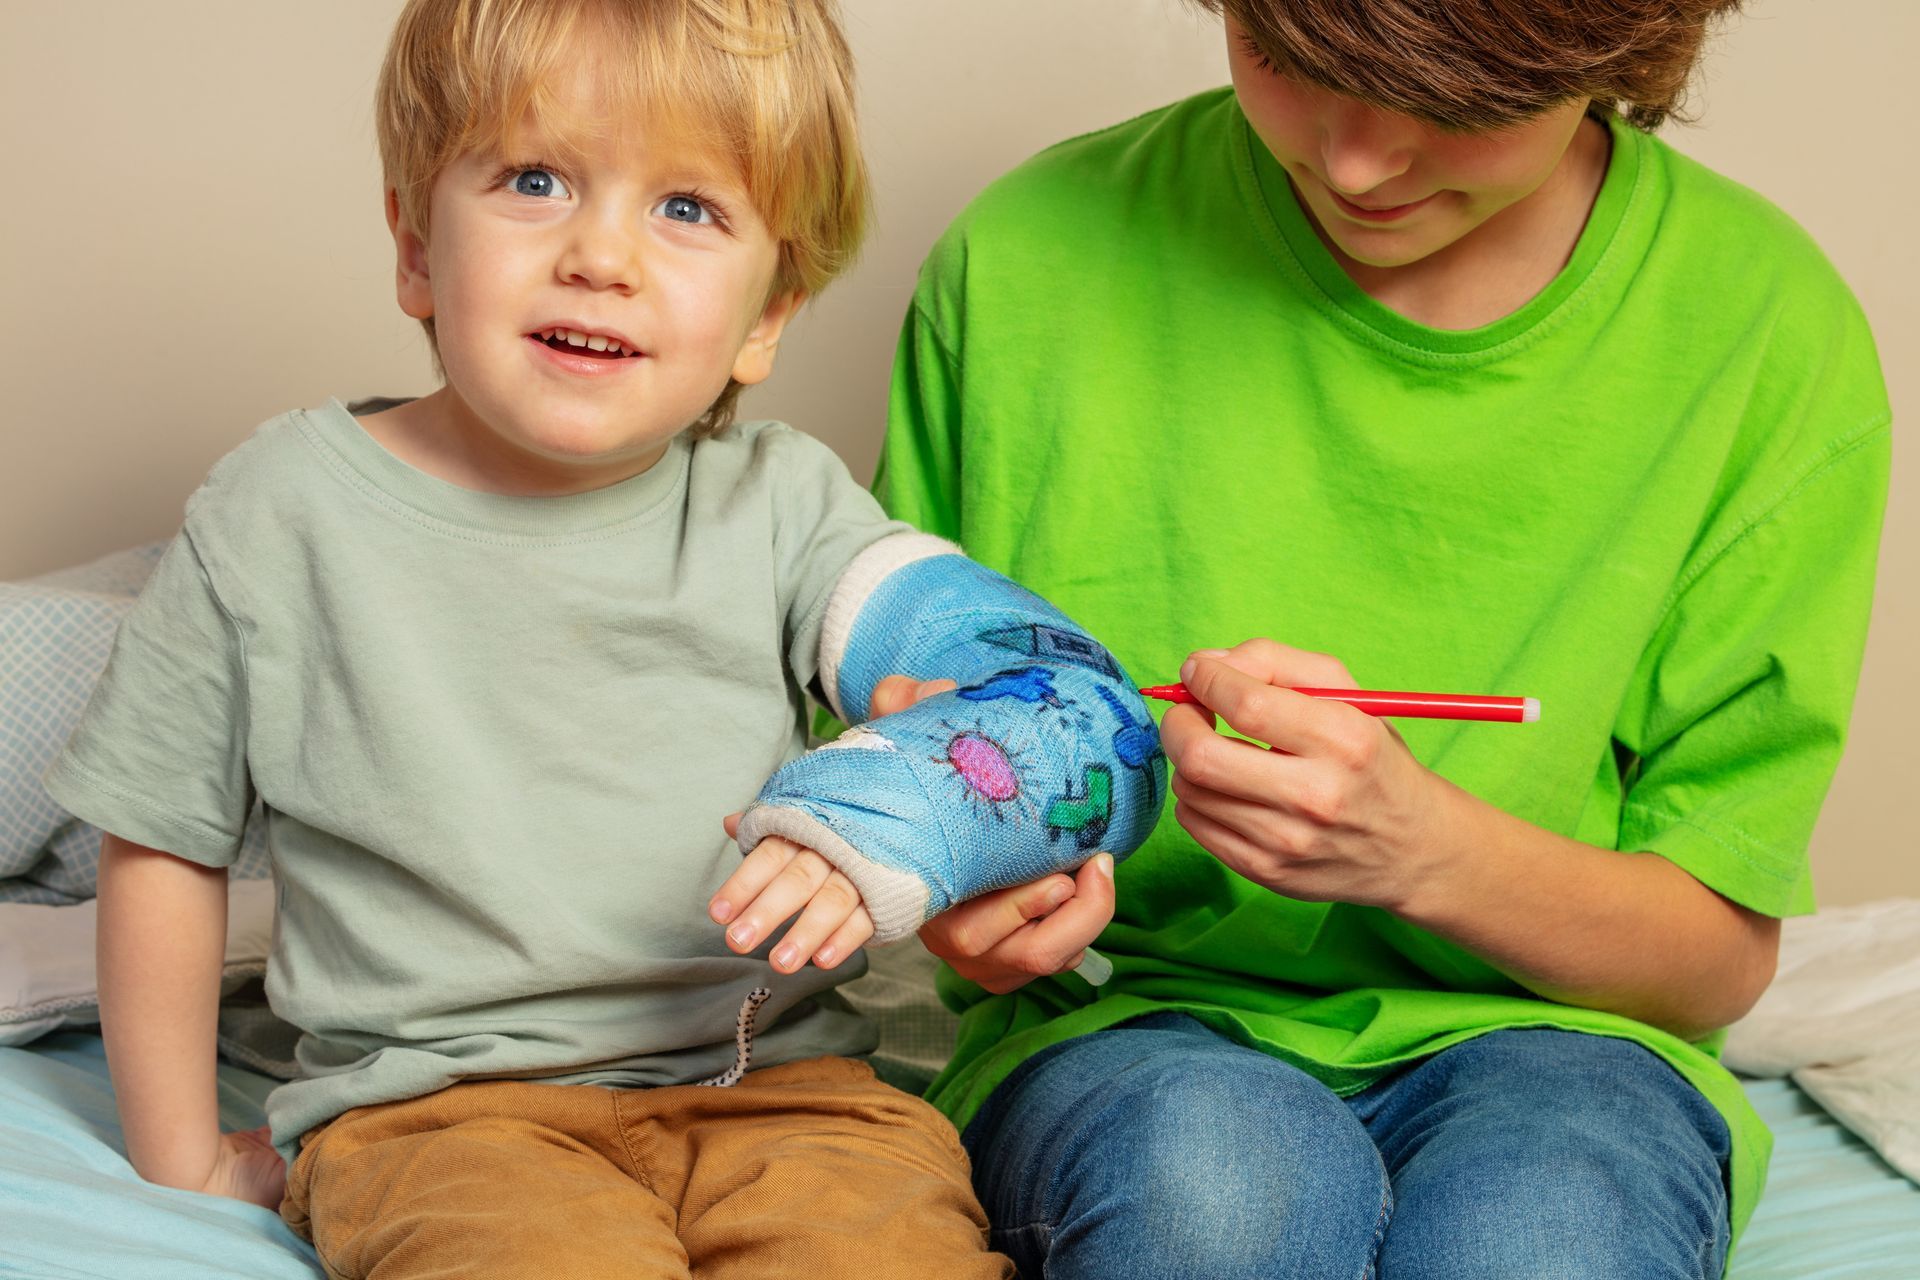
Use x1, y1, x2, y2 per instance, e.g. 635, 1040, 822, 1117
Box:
557, 215, 645, 294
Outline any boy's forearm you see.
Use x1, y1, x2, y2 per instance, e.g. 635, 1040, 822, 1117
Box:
744, 534, 1165, 941
1395, 785, 1780, 1041
96, 833, 231, 1189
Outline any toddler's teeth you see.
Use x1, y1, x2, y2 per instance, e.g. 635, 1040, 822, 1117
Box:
587, 335, 609, 352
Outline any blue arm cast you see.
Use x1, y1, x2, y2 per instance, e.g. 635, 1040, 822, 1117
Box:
737, 535, 1165, 942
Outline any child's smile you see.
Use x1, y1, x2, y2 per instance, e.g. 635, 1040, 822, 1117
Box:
526, 324, 649, 375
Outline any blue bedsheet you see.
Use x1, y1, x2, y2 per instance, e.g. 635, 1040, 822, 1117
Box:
0, 1033, 319, 1279
1733, 1074, 1920, 1277
1, 1031, 1914, 1278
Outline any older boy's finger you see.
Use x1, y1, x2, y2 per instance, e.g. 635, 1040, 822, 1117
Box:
870, 675, 919, 718
920, 874, 1076, 960
997, 857, 1113, 960
1209, 638, 1359, 691
726, 848, 834, 955
769, 868, 865, 973
870, 675, 958, 719
709, 837, 800, 926
986, 855, 1115, 982
811, 902, 876, 971
1178, 656, 1359, 760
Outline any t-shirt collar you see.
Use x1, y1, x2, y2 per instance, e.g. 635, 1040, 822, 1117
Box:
300, 397, 689, 540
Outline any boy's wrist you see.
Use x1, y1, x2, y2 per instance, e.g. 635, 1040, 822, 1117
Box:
1385, 776, 1524, 931
127, 1125, 223, 1192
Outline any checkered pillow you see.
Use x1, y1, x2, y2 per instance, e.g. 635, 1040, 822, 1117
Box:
0, 544, 268, 903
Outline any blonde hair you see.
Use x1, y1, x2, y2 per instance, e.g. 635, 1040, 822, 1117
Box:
375, 0, 869, 434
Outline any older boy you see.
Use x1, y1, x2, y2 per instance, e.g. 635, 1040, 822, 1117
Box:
43, 1, 1163, 1276
879, 0, 1891, 1276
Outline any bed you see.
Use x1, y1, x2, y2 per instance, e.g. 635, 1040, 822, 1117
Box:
5, 548, 1917, 1276
4, 954, 1919, 1278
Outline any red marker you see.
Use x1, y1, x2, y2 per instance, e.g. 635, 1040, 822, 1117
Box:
1139, 684, 1540, 724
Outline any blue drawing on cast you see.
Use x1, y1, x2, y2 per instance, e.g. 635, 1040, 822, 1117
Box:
1096, 685, 1163, 773
978, 624, 1122, 681
958, 666, 1067, 708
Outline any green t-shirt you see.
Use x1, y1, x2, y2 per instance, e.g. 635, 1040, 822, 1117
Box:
45, 400, 906, 1161
879, 90, 1890, 1246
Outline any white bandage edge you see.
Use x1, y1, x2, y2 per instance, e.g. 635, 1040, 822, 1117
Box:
816, 531, 964, 724
734, 805, 931, 944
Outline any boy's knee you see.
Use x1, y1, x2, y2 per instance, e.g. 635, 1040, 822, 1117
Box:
986, 1020, 1390, 1274
1375, 1033, 1731, 1280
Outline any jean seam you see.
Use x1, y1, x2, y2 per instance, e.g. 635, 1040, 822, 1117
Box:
1359, 1175, 1393, 1280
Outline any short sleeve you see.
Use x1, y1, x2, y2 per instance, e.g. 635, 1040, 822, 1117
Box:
40, 530, 253, 867
874, 299, 965, 541
766, 426, 910, 696
1615, 425, 1891, 917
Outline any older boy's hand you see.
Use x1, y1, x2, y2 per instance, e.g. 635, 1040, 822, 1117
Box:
919, 854, 1114, 993
1161, 638, 1446, 911
711, 819, 874, 973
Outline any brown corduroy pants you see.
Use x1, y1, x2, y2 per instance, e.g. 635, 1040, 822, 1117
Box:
280, 1055, 1014, 1280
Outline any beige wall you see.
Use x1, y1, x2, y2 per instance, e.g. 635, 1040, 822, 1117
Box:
2, 2, 1911, 903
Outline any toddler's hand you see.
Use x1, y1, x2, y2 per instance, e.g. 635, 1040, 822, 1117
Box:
711, 819, 874, 973
199, 1125, 287, 1210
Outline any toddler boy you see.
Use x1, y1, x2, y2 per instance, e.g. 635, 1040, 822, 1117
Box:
43, 2, 1160, 1276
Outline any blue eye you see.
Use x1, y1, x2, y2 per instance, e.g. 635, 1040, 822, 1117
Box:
657, 195, 713, 225
509, 168, 569, 199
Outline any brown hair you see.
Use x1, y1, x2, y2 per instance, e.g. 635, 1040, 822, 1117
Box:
1192, 0, 1744, 131
375, 0, 869, 434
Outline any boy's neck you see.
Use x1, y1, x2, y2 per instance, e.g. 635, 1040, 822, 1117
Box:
1305, 115, 1614, 332
356, 389, 673, 498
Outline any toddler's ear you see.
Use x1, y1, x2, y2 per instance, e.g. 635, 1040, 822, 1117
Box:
385, 188, 434, 322
731, 290, 806, 386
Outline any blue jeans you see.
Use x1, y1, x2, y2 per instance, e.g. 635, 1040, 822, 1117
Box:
962, 1014, 1731, 1279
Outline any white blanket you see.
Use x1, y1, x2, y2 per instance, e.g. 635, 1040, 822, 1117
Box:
1723, 898, 1920, 1183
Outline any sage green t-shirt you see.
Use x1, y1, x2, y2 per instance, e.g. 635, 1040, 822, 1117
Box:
880, 91, 1891, 1245
45, 401, 907, 1160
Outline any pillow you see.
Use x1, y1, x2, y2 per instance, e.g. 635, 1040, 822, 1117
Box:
837, 936, 961, 1093
0, 876, 286, 1065
1724, 897, 1920, 1185
0, 543, 270, 903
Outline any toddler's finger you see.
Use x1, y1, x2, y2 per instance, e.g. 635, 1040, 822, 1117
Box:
725, 848, 833, 955
812, 904, 875, 970
769, 868, 864, 973
710, 837, 800, 925
721, 811, 743, 839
